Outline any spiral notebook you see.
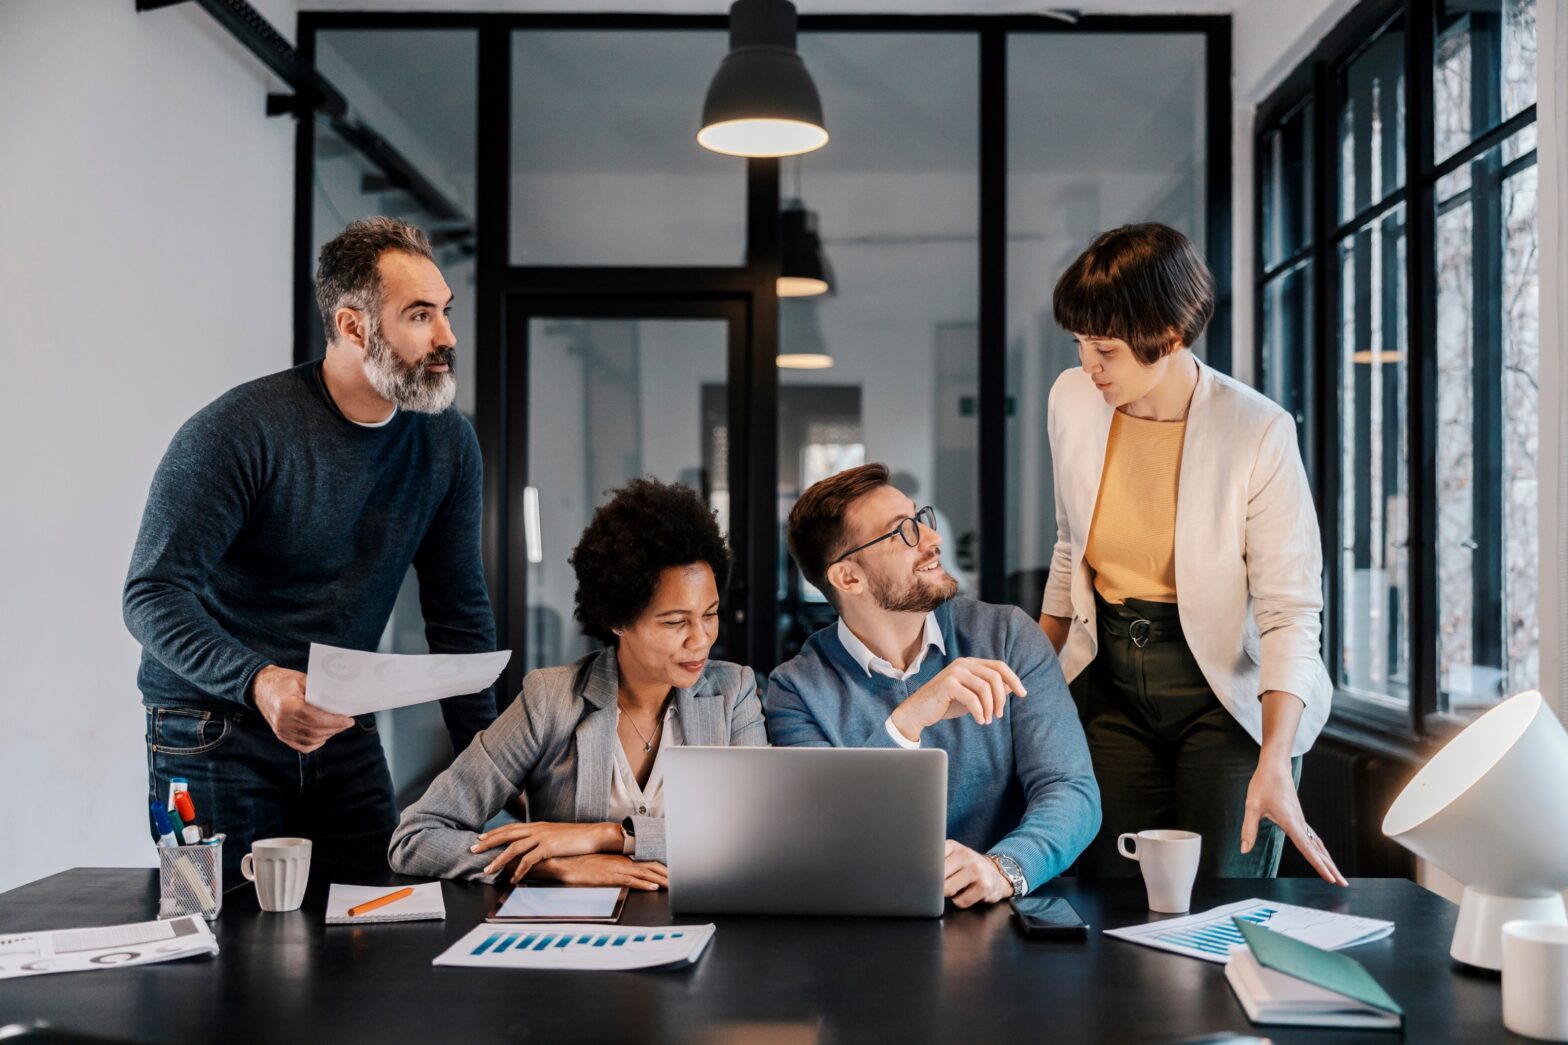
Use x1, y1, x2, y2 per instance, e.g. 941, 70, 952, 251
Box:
325, 883, 446, 924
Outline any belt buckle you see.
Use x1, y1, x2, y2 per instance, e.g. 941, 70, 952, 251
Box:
1129, 619, 1152, 648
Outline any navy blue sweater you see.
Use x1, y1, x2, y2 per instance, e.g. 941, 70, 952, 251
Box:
765, 598, 1101, 890
123, 362, 497, 752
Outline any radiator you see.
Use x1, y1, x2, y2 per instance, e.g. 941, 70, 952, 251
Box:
1279, 738, 1416, 878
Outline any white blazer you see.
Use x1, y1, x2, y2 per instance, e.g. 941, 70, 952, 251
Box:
1041, 360, 1332, 757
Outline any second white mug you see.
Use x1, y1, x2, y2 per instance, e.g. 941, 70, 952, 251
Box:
1118, 829, 1202, 913
240, 837, 312, 912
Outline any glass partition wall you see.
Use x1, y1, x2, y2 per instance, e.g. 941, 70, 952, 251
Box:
298, 14, 1229, 692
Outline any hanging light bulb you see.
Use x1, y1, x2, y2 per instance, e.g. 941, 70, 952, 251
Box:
698, 0, 828, 158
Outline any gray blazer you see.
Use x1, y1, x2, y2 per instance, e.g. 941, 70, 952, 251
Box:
388, 647, 767, 882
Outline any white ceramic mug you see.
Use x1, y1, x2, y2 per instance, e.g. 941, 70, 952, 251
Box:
1502, 919, 1568, 1041
1118, 829, 1202, 913
240, 837, 312, 912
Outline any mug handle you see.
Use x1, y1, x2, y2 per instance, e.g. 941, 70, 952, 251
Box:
1117, 833, 1140, 861
240, 852, 256, 882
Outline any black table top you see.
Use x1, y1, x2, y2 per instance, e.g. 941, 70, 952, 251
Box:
0, 870, 1521, 1044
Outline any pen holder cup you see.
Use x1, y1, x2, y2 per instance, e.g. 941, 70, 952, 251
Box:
157, 843, 222, 922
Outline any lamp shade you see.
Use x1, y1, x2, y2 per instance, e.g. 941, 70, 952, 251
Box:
778, 199, 832, 298
1382, 690, 1568, 968
778, 297, 831, 369
698, 0, 828, 158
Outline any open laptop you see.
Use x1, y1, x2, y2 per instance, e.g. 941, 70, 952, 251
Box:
664, 747, 947, 918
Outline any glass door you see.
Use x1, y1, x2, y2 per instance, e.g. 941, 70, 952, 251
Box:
503, 297, 754, 685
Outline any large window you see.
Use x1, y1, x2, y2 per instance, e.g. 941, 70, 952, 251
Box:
1256, 0, 1539, 734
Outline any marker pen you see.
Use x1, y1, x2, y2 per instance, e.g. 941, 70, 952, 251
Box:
167, 777, 189, 812
174, 792, 201, 844
150, 802, 179, 848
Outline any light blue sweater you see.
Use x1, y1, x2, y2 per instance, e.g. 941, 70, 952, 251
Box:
764, 598, 1101, 890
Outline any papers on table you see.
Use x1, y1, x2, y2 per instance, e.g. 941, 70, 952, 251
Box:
325, 883, 446, 925
490, 887, 624, 921
433, 923, 715, 972
305, 643, 511, 716
1103, 899, 1394, 964
0, 916, 218, 979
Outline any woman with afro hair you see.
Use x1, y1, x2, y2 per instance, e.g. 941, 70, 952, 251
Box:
389, 477, 766, 890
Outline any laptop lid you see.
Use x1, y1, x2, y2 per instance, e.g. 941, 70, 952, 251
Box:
664, 747, 947, 918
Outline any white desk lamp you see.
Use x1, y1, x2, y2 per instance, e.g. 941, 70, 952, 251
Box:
1382, 690, 1568, 970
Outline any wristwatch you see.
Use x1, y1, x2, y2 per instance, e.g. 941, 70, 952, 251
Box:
988, 852, 1028, 898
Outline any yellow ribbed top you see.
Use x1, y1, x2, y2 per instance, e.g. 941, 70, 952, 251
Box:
1085, 410, 1186, 605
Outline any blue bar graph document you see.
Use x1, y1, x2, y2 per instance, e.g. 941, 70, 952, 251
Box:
1102, 901, 1394, 964
433, 924, 715, 971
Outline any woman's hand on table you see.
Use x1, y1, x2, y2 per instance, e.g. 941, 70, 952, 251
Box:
527, 854, 669, 891
471, 821, 625, 883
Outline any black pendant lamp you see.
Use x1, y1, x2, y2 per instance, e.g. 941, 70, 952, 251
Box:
778, 197, 832, 298
698, 0, 828, 158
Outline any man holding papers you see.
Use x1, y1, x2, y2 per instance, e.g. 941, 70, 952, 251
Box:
765, 464, 1101, 906
123, 217, 497, 877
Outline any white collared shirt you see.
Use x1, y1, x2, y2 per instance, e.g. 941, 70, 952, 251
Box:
608, 701, 683, 830
837, 613, 945, 750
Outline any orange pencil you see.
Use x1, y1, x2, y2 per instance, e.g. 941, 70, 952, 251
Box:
347, 886, 414, 917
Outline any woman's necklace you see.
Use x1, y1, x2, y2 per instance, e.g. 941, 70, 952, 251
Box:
618, 700, 665, 753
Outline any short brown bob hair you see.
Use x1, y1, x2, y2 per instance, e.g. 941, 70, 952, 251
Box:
787, 462, 891, 608
1053, 223, 1215, 365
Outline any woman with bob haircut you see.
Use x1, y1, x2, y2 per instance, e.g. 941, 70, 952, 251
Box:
1039, 223, 1343, 883
389, 477, 766, 889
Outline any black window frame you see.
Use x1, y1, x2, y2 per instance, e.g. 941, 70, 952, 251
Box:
294, 10, 1232, 684
1254, 0, 1540, 747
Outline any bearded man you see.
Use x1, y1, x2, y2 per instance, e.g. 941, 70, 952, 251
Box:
124, 217, 497, 878
765, 464, 1101, 907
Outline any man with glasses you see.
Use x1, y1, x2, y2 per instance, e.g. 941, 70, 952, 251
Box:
765, 463, 1100, 907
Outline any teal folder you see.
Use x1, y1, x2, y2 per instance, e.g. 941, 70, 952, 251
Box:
1229, 916, 1403, 1028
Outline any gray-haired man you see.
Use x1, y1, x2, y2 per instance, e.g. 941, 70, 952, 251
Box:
124, 217, 497, 879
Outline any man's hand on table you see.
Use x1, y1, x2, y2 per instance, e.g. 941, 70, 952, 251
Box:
943, 840, 1013, 908
251, 665, 355, 754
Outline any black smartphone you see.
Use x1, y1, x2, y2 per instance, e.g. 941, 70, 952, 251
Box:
1011, 896, 1089, 938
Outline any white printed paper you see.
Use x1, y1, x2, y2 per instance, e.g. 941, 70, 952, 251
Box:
0, 917, 218, 979
1103, 899, 1394, 964
433, 923, 715, 971
305, 643, 511, 716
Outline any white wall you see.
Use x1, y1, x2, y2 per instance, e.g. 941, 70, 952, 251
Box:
0, 0, 297, 892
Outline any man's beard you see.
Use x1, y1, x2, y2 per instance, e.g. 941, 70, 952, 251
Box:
362, 321, 457, 414
868, 555, 959, 614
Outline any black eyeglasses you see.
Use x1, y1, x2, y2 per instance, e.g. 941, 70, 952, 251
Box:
830, 506, 937, 565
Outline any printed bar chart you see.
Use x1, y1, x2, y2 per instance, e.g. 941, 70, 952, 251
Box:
433, 923, 715, 972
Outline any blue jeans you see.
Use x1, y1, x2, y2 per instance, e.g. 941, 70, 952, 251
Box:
145, 702, 398, 885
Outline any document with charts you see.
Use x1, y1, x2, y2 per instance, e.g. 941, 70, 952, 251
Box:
0, 917, 218, 979
433, 923, 715, 972
1103, 900, 1394, 963
305, 643, 512, 716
